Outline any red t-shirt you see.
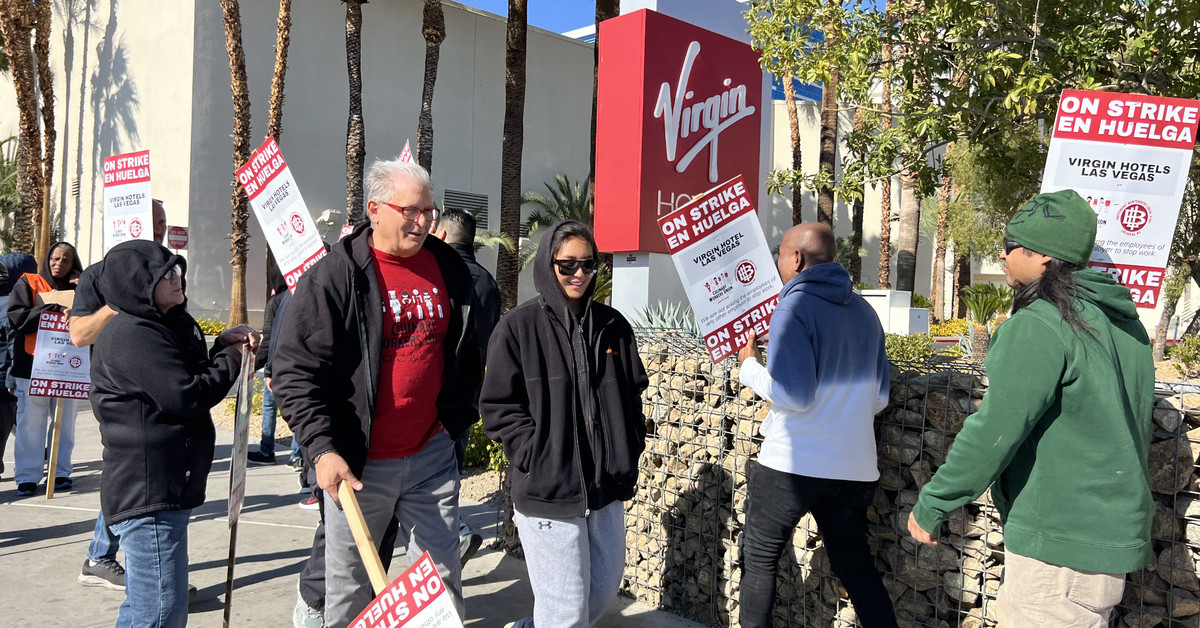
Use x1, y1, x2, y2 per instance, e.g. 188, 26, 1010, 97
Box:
368, 247, 449, 459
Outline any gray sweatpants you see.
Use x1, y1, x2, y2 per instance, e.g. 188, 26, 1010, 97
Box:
512, 500, 626, 628
323, 430, 463, 627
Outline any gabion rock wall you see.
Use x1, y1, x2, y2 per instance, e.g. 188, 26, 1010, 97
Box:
618, 330, 1200, 628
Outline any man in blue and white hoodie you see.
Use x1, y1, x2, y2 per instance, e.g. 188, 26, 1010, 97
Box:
737, 223, 897, 628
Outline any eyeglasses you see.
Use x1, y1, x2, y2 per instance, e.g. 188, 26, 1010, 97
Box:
165, 266, 182, 281
1003, 239, 1023, 254
378, 201, 440, 222
553, 258, 598, 276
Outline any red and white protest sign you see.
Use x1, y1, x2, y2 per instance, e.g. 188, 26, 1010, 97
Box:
167, 226, 188, 249
350, 551, 463, 628
659, 175, 782, 362
236, 137, 327, 291
102, 149, 153, 253
340, 224, 355, 241
28, 311, 89, 399
1042, 89, 1200, 308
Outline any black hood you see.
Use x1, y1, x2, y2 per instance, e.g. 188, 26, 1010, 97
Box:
0, 252, 37, 296
98, 240, 186, 320
268, 262, 288, 295
533, 222, 597, 316
42, 241, 84, 290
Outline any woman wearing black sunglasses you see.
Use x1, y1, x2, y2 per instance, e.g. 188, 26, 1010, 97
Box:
481, 221, 648, 628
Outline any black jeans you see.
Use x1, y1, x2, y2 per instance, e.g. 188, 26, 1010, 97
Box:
740, 464, 897, 628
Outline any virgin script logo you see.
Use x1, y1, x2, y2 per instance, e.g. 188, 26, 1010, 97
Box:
653, 41, 756, 184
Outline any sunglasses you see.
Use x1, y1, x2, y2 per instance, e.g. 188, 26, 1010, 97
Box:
553, 258, 598, 276
1003, 239, 1023, 254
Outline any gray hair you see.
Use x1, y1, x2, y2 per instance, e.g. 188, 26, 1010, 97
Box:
364, 159, 432, 208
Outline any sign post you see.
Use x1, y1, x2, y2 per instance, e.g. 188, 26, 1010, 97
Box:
102, 150, 154, 253
236, 137, 327, 292
658, 175, 782, 362
28, 311, 90, 499
1041, 89, 1200, 309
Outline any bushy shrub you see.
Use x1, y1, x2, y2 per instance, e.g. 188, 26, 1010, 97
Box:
197, 317, 229, 336
911, 293, 933, 310
885, 333, 934, 363
930, 318, 969, 337
1170, 336, 1200, 379
462, 421, 508, 472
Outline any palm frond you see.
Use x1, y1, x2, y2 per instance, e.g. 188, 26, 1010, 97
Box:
473, 229, 515, 253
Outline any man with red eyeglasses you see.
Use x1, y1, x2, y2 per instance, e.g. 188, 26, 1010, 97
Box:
274, 158, 481, 626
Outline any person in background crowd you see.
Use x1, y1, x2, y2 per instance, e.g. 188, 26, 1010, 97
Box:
274, 159, 481, 626
0, 253, 38, 476
247, 263, 300, 466
8, 241, 84, 497
90, 239, 256, 627
736, 223, 896, 628
432, 207, 500, 566
908, 189, 1155, 626
481, 221, 648, 628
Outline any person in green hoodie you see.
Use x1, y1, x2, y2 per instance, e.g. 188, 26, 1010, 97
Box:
907, 188, 1155, 627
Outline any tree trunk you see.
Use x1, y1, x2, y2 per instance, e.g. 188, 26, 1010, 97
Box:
783, 72, 803, 225
345, 0, 366, 225
848, 107, 866, 283
496, 0, 527, 312
1155, 289, 1179, 362
930, 171, 952, 322
954, 251, 970, 318
33, 0, 52, 260
220, 0, 251, 326
266, 0, 292, 144
894, 169, 920, 293
816, 31, 838, 227
876, 12, 893, 289
0, 2, 42, 254
72, 0, 93, 255
588, 0, 618, 201
417, 0, 445, 173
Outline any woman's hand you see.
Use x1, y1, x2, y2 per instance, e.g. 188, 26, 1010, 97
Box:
218, 324, 261, 352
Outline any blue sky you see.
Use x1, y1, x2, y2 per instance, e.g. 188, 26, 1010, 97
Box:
457, 1, 598, 34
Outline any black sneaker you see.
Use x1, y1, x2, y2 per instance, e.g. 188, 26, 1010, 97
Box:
287, 457, 304, 471
54, 477, 73, 491
15, 482, 35, 496
78, 559, 126, 591
459, 531, 483, 567
247, 450, 276, 465
298, 495, 320, 510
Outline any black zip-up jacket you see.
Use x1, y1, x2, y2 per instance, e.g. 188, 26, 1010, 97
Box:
481, 223, 648, 518
90, 241, 243, 524
273, 222, 481, 476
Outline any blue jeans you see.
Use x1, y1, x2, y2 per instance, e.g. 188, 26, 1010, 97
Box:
109, 509, 191, 628
88, 509, 120, 563
12, 378, 78, 484
740, 464, 897, 628
259, 387, 278, 456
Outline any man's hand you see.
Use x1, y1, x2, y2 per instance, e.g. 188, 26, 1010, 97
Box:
218, 323, 261, 352
907, 511, 937, 545
316, 451, 363, 501
738, 329, 762, 364
264, 377, 272, 392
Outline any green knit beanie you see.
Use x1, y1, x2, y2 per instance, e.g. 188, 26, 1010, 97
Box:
1005, 189, 1097, 266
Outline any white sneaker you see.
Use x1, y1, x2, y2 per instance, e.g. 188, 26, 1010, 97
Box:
293, 593, 323, 628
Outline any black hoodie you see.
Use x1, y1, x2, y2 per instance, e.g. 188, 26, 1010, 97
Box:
0, 253, 37, 394
6, 241, 84, 379
481, 223, 649, 518
273, 222, 482, 476
90, 240, 243, 524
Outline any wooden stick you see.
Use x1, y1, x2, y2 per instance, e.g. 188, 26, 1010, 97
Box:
338, 481, 389, 594
45, 399, 64, 499
222, 521, 238, 628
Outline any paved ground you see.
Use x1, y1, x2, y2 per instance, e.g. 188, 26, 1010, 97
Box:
0, 407, 703, 628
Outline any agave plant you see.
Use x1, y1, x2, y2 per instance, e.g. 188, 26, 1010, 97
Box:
632, 300, 701, 338
960, 284, 1006, 363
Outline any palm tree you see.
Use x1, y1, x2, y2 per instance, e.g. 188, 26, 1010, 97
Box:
31, 0, 53, 262
816, 25, 837, 227
417, 0, 445, 173
0, 0, 51, 255
220, 0, 251, 326
876, 0, 893, 289
588, 0, 618, 195
519, 174, 592, 267
344, 0, 367, 225
496, 0, 527, 312
267, 0, 292, 143
783, 72, 803, 225
848, 107, 865, 282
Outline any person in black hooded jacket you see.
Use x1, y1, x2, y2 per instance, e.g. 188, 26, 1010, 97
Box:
90, 239, 257, 627
7, 241, 84, 496
481, 221, 648, 628
0, 252, 37, 476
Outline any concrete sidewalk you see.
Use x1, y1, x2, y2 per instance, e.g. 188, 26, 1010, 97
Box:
0, 408, 703, 628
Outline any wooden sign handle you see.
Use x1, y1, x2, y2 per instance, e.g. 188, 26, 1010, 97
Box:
338, 481, 390, 594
